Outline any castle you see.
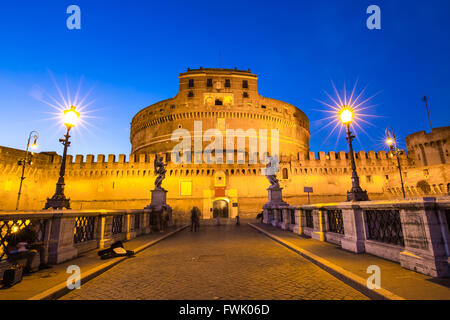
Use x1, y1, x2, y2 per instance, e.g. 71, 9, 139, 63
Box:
0, 68, 449, 221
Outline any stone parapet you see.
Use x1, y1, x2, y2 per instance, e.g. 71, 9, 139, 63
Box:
263, 198, 450, 278
0, 209, 164, 265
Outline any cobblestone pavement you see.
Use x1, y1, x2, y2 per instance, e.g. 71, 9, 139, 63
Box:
61, 224, 368, 300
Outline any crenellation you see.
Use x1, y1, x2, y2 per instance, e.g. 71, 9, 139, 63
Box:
86, 155, 95, 164
118, 154, 126, 163
367, 151, 376, 160
97, 154, 105, 163
139, 153, 146, 163
328, 152, 336, 160
308, 151, 315, 160
357, 151, 366, 160
318, 151, 326, 160
108, 154, 116, 163
337, 151, 346, 160
377, 151, 387, 159
75, 155, 84, 163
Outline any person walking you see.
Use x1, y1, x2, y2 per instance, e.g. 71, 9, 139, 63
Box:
190, 207, 198, 232
194, 207, 200, 232
213, 207, 220, 226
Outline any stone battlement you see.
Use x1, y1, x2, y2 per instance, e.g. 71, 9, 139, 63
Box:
0, 146, 410, 170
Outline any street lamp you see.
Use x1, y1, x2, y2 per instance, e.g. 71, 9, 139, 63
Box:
16, 131, 39, 210
44, 106, 80, 210
385, 127, 406, 199
339, 106, 369, 201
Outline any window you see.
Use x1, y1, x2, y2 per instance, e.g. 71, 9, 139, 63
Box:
385, 175, 389, 180
171, 105, 176, 109
282, 168, 289, 179
366, 175, 372, 183
225, 79, 231, 87
261, 105, 266, 109
243, 92, 249, 98
188, 79, 194, 88
206, 79, 212, 87
160, 108, 164, 112
215, 99, 223, 106
242, 80, 248, 88
188, 91, 194, 97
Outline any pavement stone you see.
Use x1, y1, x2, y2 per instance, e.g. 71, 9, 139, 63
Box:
251, 222, 450, 300
61, 223, 368, 300
0, 226, 181, 300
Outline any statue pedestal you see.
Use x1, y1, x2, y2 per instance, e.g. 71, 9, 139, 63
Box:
262, 186, 289, 226
145, 188, 173, 230
263, 186, 288, 209
146, 188, 167, 211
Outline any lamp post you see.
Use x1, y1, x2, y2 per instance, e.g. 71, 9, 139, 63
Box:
339, 106, 369, 201
44, 106, 80, 210
386, 127, 406, 199
16, 131, 39, 210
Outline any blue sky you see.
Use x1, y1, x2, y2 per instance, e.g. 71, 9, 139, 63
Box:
0, 0, 449, 157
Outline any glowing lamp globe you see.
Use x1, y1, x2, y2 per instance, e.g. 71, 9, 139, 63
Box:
386, 138, 394, 146
31, 137, 38, 150
339, 107, 353, 125
63, 106, 80, 128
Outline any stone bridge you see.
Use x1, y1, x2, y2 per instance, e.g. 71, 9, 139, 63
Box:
0, 198, 449, 300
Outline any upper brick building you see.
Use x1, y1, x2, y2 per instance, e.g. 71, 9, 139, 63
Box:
130, 68, 310, 157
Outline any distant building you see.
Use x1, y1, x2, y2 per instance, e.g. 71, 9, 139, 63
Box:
0, 68, 448, 220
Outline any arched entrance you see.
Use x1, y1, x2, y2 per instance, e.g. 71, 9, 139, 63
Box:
213, 199, 229, 218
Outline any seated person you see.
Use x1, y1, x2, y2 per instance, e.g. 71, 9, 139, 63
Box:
256, 211, 263, 221
5, 223, 50, 273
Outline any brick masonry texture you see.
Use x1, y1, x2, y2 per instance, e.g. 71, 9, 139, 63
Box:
61, 224, 368, 300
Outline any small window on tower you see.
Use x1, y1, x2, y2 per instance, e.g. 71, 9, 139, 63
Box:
242, 80, 248, 88
188, 79, 194, 88
188, 91, 194, 97
261, 105, 266, 109
243, 92, 249, 98
215, 99, 223, 106
206, 79, 212, 87
225, 79, 231, 87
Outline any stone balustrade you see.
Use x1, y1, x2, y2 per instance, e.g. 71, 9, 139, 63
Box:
263, 197, 450, 277
0, 208, 170, 268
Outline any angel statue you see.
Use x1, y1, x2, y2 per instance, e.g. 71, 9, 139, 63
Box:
154, 156, 167, 190
265, 155, 280, 189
